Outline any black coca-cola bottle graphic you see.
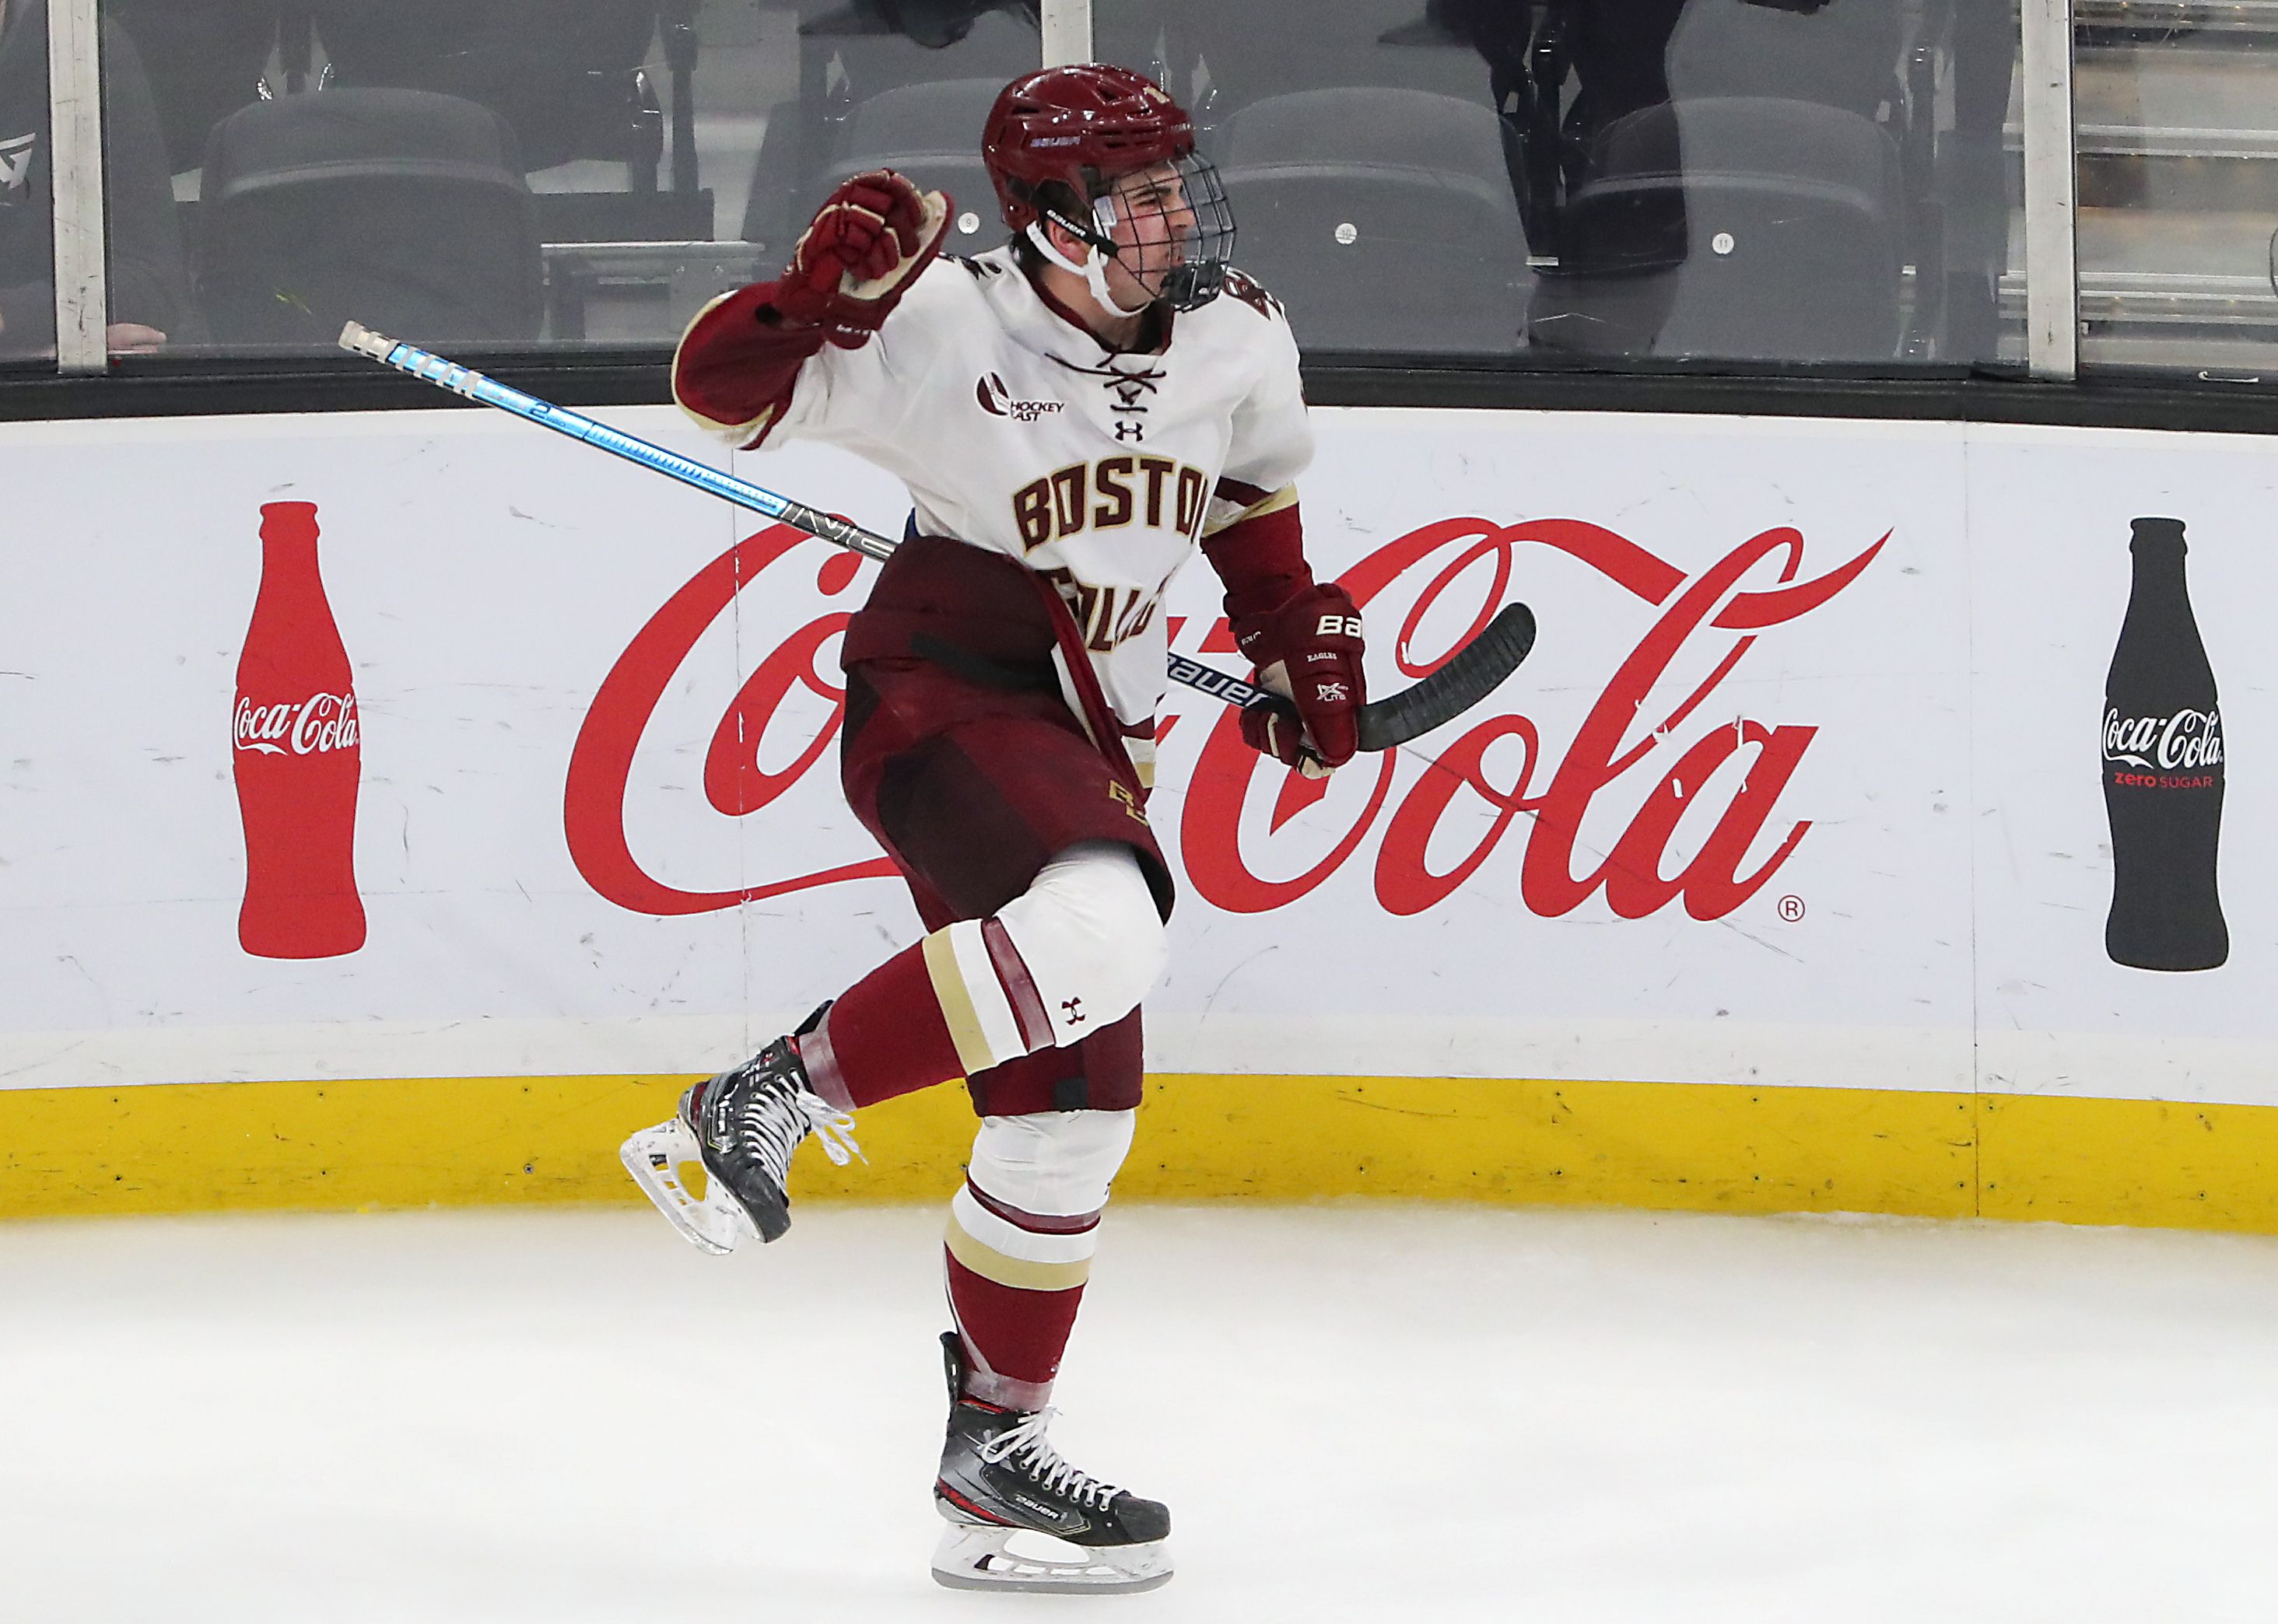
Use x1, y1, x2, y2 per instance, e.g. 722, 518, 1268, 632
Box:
233, 501, 366, 958
2103, 516, 2226, 971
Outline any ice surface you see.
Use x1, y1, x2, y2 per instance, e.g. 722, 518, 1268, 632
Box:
2, 1204, 2276, 1622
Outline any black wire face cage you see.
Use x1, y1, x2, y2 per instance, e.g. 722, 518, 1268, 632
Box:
1087, 151, 1237, 312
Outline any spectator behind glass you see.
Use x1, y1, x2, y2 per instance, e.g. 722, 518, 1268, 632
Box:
1437, 0, 2017, 362
0, 0, 200, 359
105, 0, 282, 177
312, 0, 661, 172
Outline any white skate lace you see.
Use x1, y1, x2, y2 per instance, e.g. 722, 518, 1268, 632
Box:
795, 1090, 863, 1167
735, 1079, 862, 1174
978, 1409, 1123, 1511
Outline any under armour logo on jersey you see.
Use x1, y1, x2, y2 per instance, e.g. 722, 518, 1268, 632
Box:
1114, 420, 1144, 442
1060, 996, 1087, 1025
975, 373, 1064, 424
0, 133, 36, 196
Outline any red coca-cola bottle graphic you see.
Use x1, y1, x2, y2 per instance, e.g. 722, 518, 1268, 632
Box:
2103, 516, 2225, 971
233, 501, 366, 957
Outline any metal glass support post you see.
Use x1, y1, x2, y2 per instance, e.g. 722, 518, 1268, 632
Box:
1039, 0, 1092, 68
45, 0, 108, 374
2019, 0, 2079, 380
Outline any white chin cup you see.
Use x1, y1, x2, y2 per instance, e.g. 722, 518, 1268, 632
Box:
1025, 220, 1155, 319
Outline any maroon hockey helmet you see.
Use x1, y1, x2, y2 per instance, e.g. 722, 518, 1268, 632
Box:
983, 65, 1194, 230
982, 64, 1235, 310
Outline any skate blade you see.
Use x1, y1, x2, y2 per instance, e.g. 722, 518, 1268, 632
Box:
930, 1522, 1172, 1594
619, 1120, 752, 1256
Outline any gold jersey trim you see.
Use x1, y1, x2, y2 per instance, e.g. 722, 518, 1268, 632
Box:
1201, 482, 1299, 539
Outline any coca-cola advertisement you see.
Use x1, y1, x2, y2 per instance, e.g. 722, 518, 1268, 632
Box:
5, 404, 2276, 1118
563, 514, 1886, 932
2100, 517, 2226, 971
540, 411, 1964, 1095
0, 408, 1968, 1094
233, 500, 366, 959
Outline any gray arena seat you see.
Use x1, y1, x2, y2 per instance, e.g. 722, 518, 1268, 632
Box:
807, 75, 1007, 248
195, 88, 542, 346
1215, 87, 1530, 355
1530, 96, 1906, 362
312, 0, 666, 177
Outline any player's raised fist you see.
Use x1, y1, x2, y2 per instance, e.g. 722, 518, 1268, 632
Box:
774, 170, 952, 348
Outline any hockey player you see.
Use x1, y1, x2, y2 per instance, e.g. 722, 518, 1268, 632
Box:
626, 62, 1365, 1594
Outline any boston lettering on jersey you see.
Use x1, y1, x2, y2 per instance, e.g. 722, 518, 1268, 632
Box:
1012, 455, 1210, 551
676, 240, 1312, 727
1036, 565, 1162, 654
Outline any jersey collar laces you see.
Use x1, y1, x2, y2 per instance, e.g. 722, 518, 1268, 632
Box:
1025, 151, 1235, 316
1047, 352, 1168, 429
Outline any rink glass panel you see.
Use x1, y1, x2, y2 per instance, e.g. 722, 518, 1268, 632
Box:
73, 1, 2278, 376
1097, 0, 2028, 369
2068, 0, 2278, 373
0, 0, 58, 366
93, 0, 1042, 357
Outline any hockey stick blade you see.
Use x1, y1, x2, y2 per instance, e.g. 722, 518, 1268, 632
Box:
1354, 602, 1537, 753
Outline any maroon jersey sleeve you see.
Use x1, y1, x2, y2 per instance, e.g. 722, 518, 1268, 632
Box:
1200, 492, 1315, 632
671, 282, 829, 449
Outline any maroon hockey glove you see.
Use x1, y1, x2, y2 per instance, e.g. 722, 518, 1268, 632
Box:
1233, 582, 1366, 772
773, 170, 951, 348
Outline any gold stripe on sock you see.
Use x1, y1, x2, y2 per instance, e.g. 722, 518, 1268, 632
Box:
922, 929, 997, 1079
945, 1209, 1094, 1292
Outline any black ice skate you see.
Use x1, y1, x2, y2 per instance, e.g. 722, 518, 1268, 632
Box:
619, 1013, 858, 1254
930, 1332, 1172, 1594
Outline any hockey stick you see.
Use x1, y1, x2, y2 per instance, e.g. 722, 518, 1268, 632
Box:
338, 322, 1535, 750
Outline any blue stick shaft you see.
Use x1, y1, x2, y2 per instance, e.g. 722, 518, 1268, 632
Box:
335, 321, 1276, 715
341, 324, 1532, 754
338, 322, 897, 563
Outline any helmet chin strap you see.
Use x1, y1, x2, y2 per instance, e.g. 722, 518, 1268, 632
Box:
1026, 219, 1155, 319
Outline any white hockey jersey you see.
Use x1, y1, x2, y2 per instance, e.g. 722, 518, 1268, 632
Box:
752, 245, 1313, 740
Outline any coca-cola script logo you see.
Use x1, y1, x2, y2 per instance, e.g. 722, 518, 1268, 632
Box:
2103, 707, 2224, 772
565, 517, 1884, 920
233, 692, 359, 757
